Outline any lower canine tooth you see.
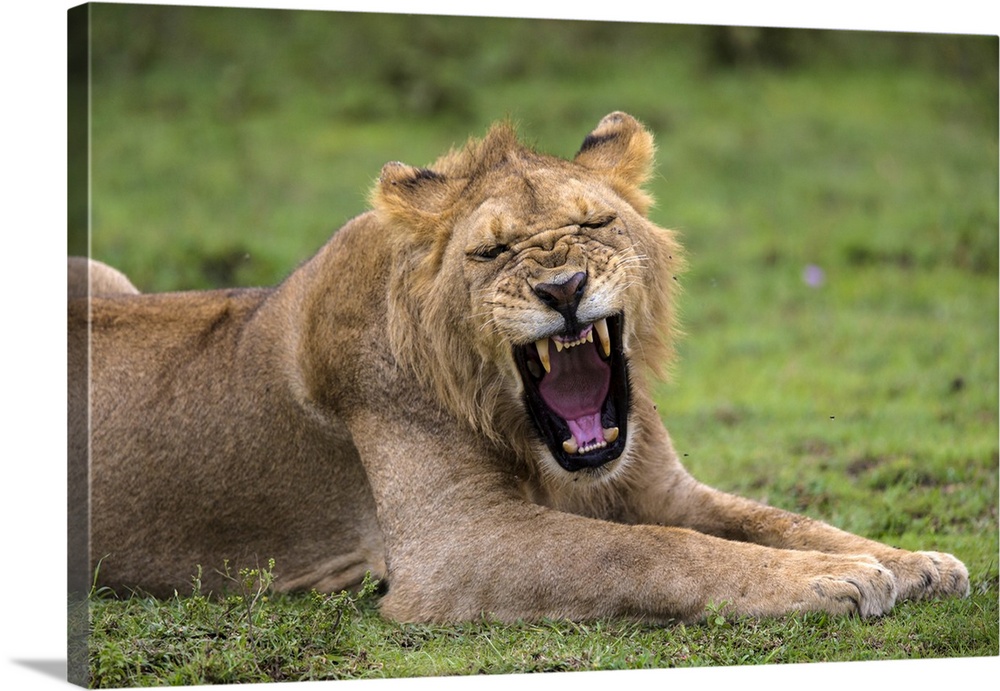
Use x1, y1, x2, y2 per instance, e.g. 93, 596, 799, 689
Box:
603, 426, 619, 443
562, 438, 579, 454
595, 318, 611, 358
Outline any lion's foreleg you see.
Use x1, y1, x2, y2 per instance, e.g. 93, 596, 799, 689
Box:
626, 431, 969, 603
348, 410, 901, 623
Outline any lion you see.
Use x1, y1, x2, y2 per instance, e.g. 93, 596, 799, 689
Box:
68, 112, 968, 623
67, 255, 139, 298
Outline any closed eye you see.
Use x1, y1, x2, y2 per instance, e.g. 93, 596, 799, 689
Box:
580, 216, 615, 230
469, 244, 510, 261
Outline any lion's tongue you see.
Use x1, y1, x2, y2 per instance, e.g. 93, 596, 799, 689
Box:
538, 343, 610, 446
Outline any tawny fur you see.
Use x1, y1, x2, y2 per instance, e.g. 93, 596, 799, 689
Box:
68, 112, 968, 622
67, 256, 139, 298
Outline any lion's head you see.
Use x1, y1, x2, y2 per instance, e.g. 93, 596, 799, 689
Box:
373, 112, 683, 479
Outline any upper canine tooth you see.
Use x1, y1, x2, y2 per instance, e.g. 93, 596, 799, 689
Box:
535, 338, 551, 373
595, 318, 611, 358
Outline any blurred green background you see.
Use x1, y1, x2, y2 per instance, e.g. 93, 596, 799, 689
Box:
78, 4, 998, 671
78, 0, 997, 559
78, 5, 997, 292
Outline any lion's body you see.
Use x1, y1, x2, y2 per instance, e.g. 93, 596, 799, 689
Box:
69, 113, 968, 622
67, 256, 138, 298
72, 226, 391, 597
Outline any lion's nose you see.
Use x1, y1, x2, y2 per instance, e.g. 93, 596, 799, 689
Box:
533, 271, 587, 320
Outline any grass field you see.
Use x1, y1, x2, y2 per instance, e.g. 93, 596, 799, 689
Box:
78, 5, 998, 686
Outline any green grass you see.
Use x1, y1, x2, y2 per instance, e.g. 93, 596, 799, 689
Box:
79, 5, 998, 687
89, 577, 996, 684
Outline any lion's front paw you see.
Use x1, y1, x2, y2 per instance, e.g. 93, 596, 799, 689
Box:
880, 550, 970, 601
731, 552, 898, 620
797, 555, 898, 618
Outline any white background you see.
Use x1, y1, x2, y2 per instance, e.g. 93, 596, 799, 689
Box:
2, 1, 997, 689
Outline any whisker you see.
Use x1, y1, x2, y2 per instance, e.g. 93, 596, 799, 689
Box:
614, 256, 649, 269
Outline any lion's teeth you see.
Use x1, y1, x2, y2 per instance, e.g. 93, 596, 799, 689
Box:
564, 434, 616, 455
595, 318, 611, 357
535, 338, 551, 373
554, 340, 564, 353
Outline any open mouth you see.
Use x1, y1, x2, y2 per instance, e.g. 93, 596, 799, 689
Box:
513, 314, 629, 472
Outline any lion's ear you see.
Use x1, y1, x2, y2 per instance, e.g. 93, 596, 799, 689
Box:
372, 161, 455, 241
574, 112, 656, 213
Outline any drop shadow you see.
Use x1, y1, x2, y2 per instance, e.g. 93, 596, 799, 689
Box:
11, 659, 67, 682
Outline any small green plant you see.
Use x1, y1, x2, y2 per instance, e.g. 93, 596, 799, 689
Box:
314, 571, 381, 647
218, 558, 276, 647
705, 600, 732, 629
